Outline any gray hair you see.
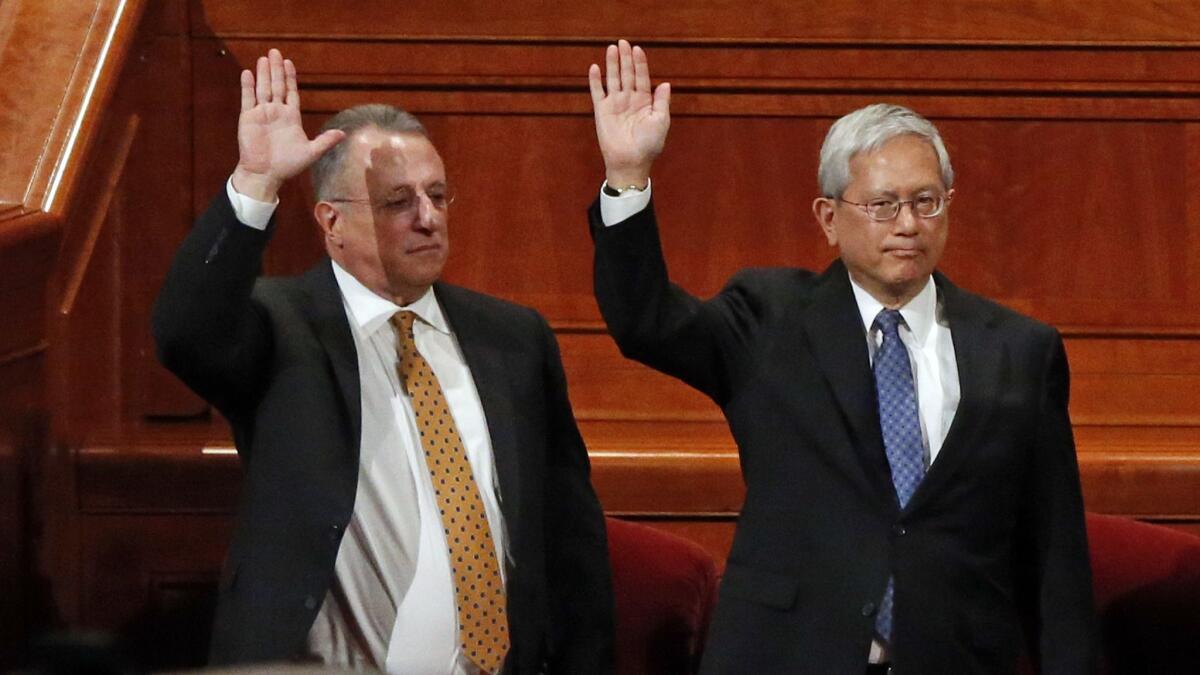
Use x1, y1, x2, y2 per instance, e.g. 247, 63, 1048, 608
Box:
310, 104, 429, 201
817, 103, 953, 198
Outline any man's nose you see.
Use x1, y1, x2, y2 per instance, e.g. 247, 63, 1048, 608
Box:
413, 193, 436, 230
893, 202, 919, 233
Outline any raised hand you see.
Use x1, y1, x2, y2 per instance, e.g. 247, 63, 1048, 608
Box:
232, 48, 346, 202
588, 40, 671, 189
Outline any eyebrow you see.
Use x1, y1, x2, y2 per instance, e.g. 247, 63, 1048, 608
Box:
864, 185, 942, 199
383, 180, 448, 193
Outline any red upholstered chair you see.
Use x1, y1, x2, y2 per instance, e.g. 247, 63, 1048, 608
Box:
606, 517, 720, 675
1086, 512, 1200, 673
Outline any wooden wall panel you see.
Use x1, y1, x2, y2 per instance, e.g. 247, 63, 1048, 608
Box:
162, 1, 1200, 542
6, 0, 1200, 668
188, 0, 1200, 45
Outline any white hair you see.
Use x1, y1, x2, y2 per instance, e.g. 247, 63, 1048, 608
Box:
817, 103, 954, 198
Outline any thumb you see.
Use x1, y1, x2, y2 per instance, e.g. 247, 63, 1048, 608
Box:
653, 82, 671, 117
309, 129, 347, 160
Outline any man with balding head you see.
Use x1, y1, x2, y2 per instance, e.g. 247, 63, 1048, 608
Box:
154, 49, 613, 674
586, 40, 1095, 674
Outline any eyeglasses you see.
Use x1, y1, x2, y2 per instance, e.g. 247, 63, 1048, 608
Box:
839, 192, 950, 221
327, 184, 456, 218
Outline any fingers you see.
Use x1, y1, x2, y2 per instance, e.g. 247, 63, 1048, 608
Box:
588, 63, 605, 105
269, 48, 286, 102
605, 44, 619, 95
618, 39, 634, 92
240, 69, 255, 112
633, 45, 651, 93
255, 55, 270, 105
284, 58, 299, 107
247, 49, 295, 108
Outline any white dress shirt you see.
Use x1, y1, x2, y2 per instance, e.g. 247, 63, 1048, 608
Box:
227, 179, 507, 674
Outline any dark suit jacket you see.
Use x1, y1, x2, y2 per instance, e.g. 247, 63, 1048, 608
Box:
152, 191, 614, 674
589, 199, 1096, 674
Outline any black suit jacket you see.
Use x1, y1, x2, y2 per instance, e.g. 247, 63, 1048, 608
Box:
589, 199, 1096, 674
152, 191, 614, 674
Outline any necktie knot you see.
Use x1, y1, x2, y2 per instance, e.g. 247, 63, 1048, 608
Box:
392, 311, 421, 395
873, 308, 904, 338
393, 310, 417, 339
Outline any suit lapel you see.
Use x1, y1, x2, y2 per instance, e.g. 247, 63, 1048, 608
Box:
302, 260, 362, 450
906, 272, 1004, 513
434, 283, 523, 533
799, 261, 896, 507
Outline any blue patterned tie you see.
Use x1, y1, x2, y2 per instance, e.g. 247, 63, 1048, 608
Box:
872, 308, 926, 644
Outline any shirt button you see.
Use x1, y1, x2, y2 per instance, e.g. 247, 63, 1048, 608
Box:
862, 601, 877, 616
304, 595, 318, 610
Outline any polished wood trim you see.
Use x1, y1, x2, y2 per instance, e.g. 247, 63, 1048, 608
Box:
0, 212, 59, 248
189, 0, 1200, 46
0, 0, 147, 228
552, 321, 1200, 339
73, 441, 1200, 523
58, 115, 140, 316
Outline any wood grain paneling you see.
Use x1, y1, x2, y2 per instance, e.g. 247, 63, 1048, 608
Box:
6, 1, 1200, 667
167, 0, 1200, 553
190, 0, 1200, 45
0, 0, 148, 232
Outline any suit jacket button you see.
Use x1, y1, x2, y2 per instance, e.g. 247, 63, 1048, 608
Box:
304, 595, 318, 610
862, 601, 877, 616
893, 525, 907, 536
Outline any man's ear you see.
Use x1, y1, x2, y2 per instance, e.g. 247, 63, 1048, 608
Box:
813, 197, 838, 247
314, 202, 342, 248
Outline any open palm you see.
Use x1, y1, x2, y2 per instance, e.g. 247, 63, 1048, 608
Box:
589, 40, 671, 184
234, 49, 344, 199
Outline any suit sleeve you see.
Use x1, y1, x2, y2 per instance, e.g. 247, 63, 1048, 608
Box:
589, 198, 761, 405
1027, 331, 1098, 673
152, 189, 275, 422
537, 313, 616, 674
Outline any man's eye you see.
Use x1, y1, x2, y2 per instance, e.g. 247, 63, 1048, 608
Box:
915, 195, 936, 207
868, 200, 895, 210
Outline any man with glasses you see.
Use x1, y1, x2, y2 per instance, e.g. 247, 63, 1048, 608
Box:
586, 40, 1095, 673
154, 49, 613, 674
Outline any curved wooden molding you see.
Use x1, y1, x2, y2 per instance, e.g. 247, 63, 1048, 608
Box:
0, 0, 147, 245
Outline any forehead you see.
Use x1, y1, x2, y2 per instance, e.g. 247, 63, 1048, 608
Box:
342, 127, 445, 183
846, 134, 942, 194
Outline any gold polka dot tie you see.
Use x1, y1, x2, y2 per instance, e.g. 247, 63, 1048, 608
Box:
393, 311, 509, 673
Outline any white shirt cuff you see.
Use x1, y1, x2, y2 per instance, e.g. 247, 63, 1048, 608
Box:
226, 176, 280, 230
598, 178, 652, 226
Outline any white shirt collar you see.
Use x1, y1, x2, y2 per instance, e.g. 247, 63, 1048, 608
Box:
330, 260, 450, 336
849, 273, 938, 347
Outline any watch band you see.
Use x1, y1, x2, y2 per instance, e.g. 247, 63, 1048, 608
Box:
602, 180, 648, 197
